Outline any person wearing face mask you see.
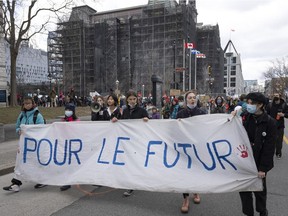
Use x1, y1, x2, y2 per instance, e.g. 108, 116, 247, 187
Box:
177, 95, 185, 112
60, 103, 79, 191
176, 90, 206, 214
236, 92, 277, 216
211, 95, 226, 114
266, 93, 288, 159
121, 90, 149, 197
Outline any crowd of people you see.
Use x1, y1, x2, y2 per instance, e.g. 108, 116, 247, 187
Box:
3, 88, 288, 216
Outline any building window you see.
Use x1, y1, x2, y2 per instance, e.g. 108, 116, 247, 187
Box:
232, 57, 236, 63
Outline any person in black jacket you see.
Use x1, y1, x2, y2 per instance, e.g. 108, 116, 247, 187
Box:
121, 90, 149, 120
102, 94, 122, 121
176, 90, 206, 214
266, 93, 288, 159
91, 96, 106, 121
120, 90, 149, 197
238, 92, 277, 216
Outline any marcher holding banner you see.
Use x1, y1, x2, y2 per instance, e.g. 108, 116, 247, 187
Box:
176, 90, 206, 214
59, 103, 80, 191
102, 94, 122, 121
121, 90, 149, 197
236, 92, 276, 216
3, 96, 46, 192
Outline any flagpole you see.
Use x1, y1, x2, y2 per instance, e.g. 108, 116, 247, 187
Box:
189, 49, 191, 90
182, 39, 185, 92
194, 53, 197, 89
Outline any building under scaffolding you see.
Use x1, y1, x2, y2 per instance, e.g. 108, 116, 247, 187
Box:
48, 0, 198, 97
48, 0, 223, 97
196, 23, 224, 95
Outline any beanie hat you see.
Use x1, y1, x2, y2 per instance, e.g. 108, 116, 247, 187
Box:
246, 92, 267, 105
65, 103, 75, 113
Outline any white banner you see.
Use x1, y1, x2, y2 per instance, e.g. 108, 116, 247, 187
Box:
15, 114, 262, 193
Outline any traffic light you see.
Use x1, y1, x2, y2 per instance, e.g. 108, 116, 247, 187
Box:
208, 65, 212, 76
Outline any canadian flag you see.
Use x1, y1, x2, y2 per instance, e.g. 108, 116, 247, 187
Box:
185, 42, 194, 49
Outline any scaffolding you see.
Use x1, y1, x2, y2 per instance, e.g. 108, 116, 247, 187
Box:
48, 1, 204, 97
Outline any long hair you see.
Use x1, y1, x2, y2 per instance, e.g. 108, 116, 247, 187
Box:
107, 94, 118, 106
125, 90, 137, 103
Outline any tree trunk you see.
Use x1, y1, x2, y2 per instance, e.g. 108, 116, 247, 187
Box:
10, 49, 18, 107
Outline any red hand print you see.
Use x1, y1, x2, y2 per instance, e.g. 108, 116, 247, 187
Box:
237, 145, 248, 158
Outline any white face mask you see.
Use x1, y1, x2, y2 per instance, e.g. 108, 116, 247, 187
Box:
179, 102, 184, 107
187, 104, 196, 109
65, 110, 73, 117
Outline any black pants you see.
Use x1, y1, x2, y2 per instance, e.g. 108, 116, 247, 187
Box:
239, 178, 267, 215
183, 193, 189, 198
275, 128, 284, 156
11, 178, 22, 186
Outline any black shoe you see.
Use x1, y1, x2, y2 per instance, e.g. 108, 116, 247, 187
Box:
34, 184, 47, 189
260, 209, 268, 216
60, 185, 71, 191
3, 184, 20, 192
276, 154, 281, 160
123, 190, 134, 197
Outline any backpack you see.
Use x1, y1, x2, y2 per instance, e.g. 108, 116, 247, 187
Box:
20, 110, 46, 124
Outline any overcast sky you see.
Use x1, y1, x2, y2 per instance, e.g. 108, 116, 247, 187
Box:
35, 0, 288, 83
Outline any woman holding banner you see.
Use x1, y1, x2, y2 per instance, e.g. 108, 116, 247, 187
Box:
120, 90, 149, 197
102, 94, 122, 121
176, 90, 206, 213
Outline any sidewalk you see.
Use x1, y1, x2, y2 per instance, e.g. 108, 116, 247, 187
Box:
0, 116, 91, 176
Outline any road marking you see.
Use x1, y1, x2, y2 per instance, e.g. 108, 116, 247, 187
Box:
283, 135, 288, 145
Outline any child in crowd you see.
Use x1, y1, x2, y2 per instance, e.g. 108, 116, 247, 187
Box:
59, 103, 79, 191
3, 96, 46, 192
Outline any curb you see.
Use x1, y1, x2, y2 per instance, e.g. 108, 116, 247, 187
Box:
0, 166, 14, 177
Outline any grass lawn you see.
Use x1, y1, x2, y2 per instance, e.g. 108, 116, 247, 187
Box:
0, 106, 91, 124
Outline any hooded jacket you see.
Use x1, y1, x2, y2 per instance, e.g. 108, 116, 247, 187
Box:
16, 107, 45, 133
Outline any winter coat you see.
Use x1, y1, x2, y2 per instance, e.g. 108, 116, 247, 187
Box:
122, 105, 148, 119
266, 99, 288, 129
102, 107, 122, 120
16, 107, 45, 134
176, 106, 206, 119
91, 106, 106, 121
242, 112, 277, 172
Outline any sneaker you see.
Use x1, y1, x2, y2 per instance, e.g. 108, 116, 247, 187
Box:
60, 185, 71, 191
34, 184, 47, 189
3, 184, 20, 192
276, 154, 281, 160
123, 190, 134, 197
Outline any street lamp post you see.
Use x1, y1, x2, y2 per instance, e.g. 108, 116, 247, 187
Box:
47, 73, 52, 93
115, 80, 120, 104
142, 84, 145, 98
